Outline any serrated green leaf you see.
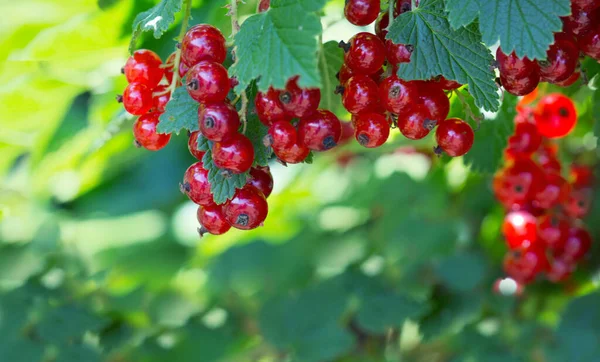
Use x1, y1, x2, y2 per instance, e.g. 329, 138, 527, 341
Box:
157, 86, 199, 135
464, 94, 518, 173
201, 148, 248, 205
445, 0, 570, 59
243, 85, 273, 166
230, 0, 326, 92
435, 252, 487, 292
318, 41, 344, 113
129, 0, 183, 53
387, 0, 499, 112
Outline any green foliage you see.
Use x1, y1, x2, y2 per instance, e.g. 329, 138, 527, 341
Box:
157, 86, 199, 135
318, 41, 345, 113
130, 0, 183, 52
557, 293, 600, 361
387, 0, 499, 111
445, 0, 570, 59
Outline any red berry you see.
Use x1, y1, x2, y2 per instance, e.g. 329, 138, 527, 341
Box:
502, 211, 538, 250
344, 0, 380, 26
570, 164, 594, 188
416, 82, 450, 122
181, 24, 227, 65
555, 225, 592, 262
255, 88, 290, 126
385, 40, 412, 65
273, 141, 310, 164
496, 48, 539, 78
572, 0, 600, 11
534, 93, 577, 139
188, 131, 206, 160
435, 76, 462, 91
493, 158, 545, 210
183, 162, 213, 206
535, 143, 562, 174
122, 83, 153, 115
179, 60, 190, 78
258, 0, 270, 12
562, 6, 597, 36
164, 52, 177, 84
124, 49, 164, 88
343, 32, 386, 75
247, 167, 274, 198
503, 246, 549, 284
297, 110, 342, 151
212, 133, 255, 174
339, 121, 355, 145
537, 213, 570, 250
133, 112, 171, 151
379, 76, 417, 114
547, 258, 574, 283
354, 113, 390, 148
393, 0, 412, 16
577, 25, 600, 60
554, 71, 581, 87
564, 187, 593, 218
151, 86, 171, 113
186, 62, 231, 103
337, 63, 355, 85
265, 121, 297, 149
374, 12, 390, 40
533, 172, 569, 209
223, 185, 268, 230
398, 105, 435, 140
435, 118, 474, 157
539, 37, 579, 83
280, 77, 321, 118
500, 73, 540, 96
342, 75, 380, 114
198, 102, 240, 141
506, 122, 542, 157
197, 204, 231, 236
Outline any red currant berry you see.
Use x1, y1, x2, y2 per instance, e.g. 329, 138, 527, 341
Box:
393, 0, 412, 16
182, 162, 213, 206
212, 133, 255, 174
506, 122, 542, 157
181, 24, 227, 65
435, 118, 474, 157
273, 141, 310, 164
297, 110, 342, 151
539, 37, 579, 83
198, 102, 240, 142
502, 211, 538, 250
500, 73, 540, 96
344, 0, 380, 26
179, 60, 190, 78
547, 258, 574, 283
124, 49, 164, 88
416, 82, 450, 122
337, 63, 355, 85
186, 62, 231, 103
556, 225, 592, 262
374, 12, 389, 40
255, 88, 290, 126
554, 71, 581, 87
165, 52, 177, 84
493, 158, 545, 210
265, 121, 297, 149
280, 77, 321, 118
535, 143, 562, 173
537, 213, 570, 250
564, 187, 593, 218
224, 185, 268, 230
247, 166, 273, 198
435, 76, 462, 91
398, 105, 435, 140
122, 83, 153, 115
258, 0, 270, 12
339, 121, 355, 145
133, 112, 171, 151
562, 6, 597, 36
533, 172, 569, 209
188, 131, 206, 160
385, 40, 413, 65
570, 164, 594, 188
343, 32, 386, 75
342, 75, 380, 114
577, 25, 600, 60
534, 93, 577, 138
354, 113, 390, 148
151, 86, 170, 113
379, 76, 417, 114
572, 0, 600, 11
496, 48, 539, 78
197, 204, 231, 236
503, 246, 549, 284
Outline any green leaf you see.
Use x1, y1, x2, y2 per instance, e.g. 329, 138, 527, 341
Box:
45, 92, 90, 155
356, 291, 428, 334
59, 345, 102, 362
435, 252, 487, 292
463, 94, 518, 173
445, 0, 570, 60
593, 90, 600, 142
199, 143, 248, 205
37, 305, 110, 344
387, 0, 499, 112
420, 291, 483, 340
129, 0, 183, 53
230, 0, 326, 92
244, 85, 273, 166
557, 293, 600, 362
318, 41, 344, 113
157, 86, 199, 135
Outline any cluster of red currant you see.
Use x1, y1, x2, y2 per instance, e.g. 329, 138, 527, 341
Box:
497, 0, 600, 96
494, 92, 594, 284
337, 0, 474, 156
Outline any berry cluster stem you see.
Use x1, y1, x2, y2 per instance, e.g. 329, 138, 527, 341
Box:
387, 0, 394, 31
229, 0, 248, 133
167, 0, 193, 97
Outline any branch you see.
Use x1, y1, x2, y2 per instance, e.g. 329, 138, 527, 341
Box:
167, 0, 193, 97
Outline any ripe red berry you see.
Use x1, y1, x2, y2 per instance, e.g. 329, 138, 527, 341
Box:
188, 131, 206, 160
124, 49, 164, 88
564, 187, 593, 218
537, 213, 570, 250
354, 113, 390, 148
502, 211, 538, 250
577, 25, 600, 60
179, 60, 190, 78
247, 166, 274, 198
343, 32, 386, 75
539, 37, 579, 83
297, 110, 342, 151
182, 162, 213, 206
379, 76, 417, 114
151, 86, 171, 113
416, 82, 450, 122
258, 0, 270, 12
393, 0, 412, 16
534, 93, 577, 138
164, 52, 176, 84
280, 77, 321, 118
535, 143, 562, 174
435, 76, 462, 91
337, 64, 355, 85
506, 122, 542, 157
556, 225, 592, 262
198, 102, 240, 141
572, 0, 600, 11
496, 48, 539, 78
265, 121, 297, 149
224, 185, 268, 230
212, 133, 255, 174
562, 6, 597, 37
570, 164, 594, 188
554, 71, 581, 87
122, 83, 153, 115
255, 88, 290, 126
435, 118, 474, 157
385, 40, 413, 65
186, 62, 231, 103
500, 73, 540, 96
503, 246, 549, 284
547, 258, 574, 283
493, 158, 545, 210
273, 141, 310, 164
342, 75, 380, 114
344, 0, 380, 26
197, 204, 231, 236
339, 121, 355, 145
181, 24, 227, 65
133, 112, 171, 151
374, 12, 390, 40
533, 172, 569, 209
398, 105, 435, 140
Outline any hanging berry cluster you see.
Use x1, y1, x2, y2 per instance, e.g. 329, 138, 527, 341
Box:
338, 0, 474, 156
498, 0, 600, 96
493, 92, 594, 284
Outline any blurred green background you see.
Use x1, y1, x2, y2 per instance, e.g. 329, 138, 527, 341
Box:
2, 1, 600, 361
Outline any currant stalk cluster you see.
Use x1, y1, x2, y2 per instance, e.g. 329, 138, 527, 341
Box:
497, 0, 600, 96
494, 92, 594, 284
